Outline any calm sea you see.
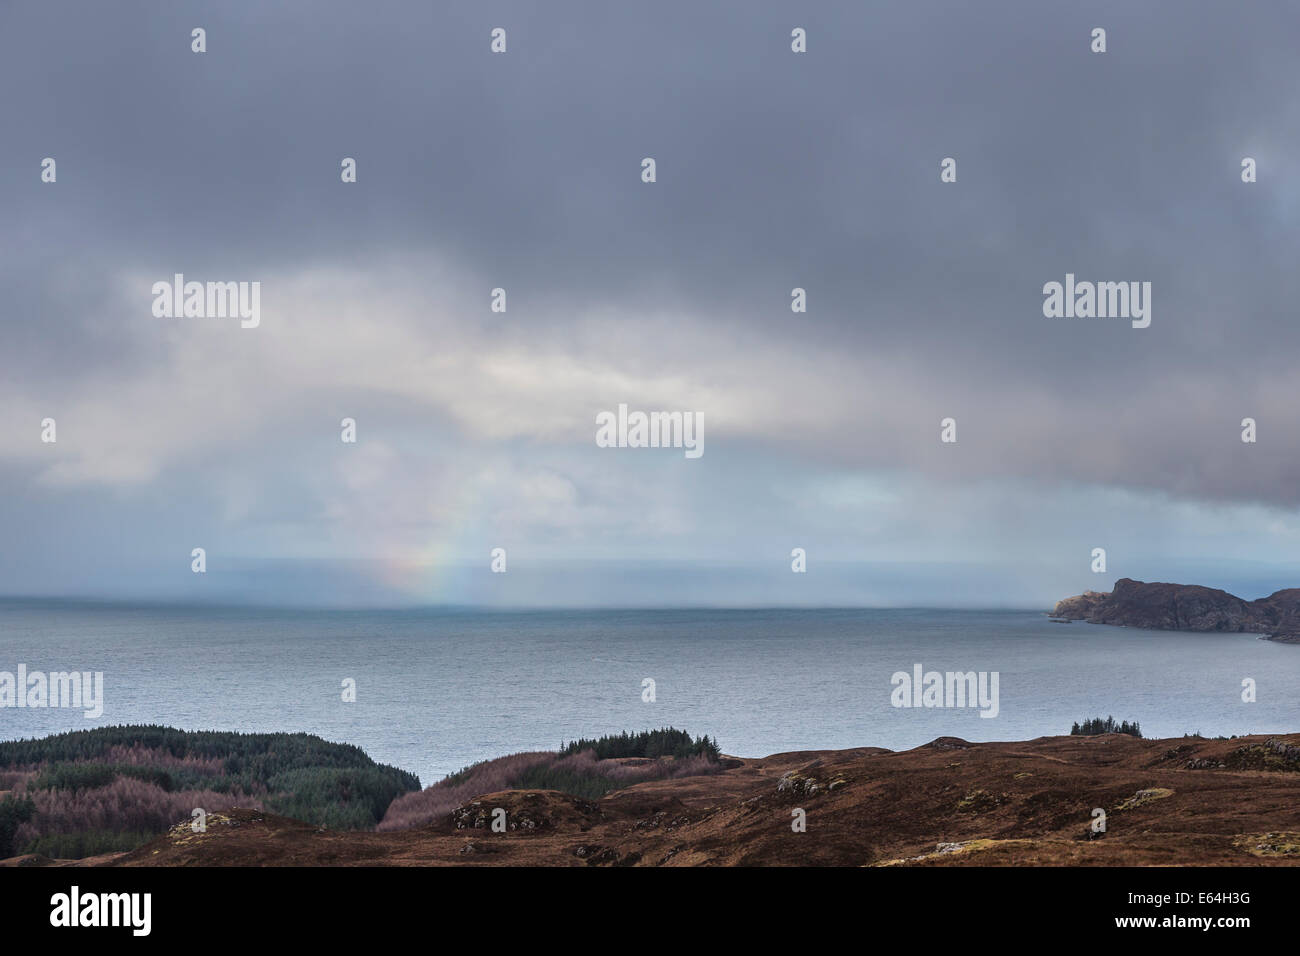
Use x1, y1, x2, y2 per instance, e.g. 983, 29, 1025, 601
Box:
1, 601, 1297, 786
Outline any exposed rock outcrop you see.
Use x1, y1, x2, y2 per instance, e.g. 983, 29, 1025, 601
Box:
1052, 578, 1300, 642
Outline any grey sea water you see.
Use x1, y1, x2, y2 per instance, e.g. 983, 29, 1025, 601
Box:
1, 601, 1297, 786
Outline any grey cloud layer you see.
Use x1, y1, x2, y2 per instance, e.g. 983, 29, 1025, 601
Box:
2, 1, 1299, 603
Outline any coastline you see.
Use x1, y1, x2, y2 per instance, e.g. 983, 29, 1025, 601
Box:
1052, 578, 1300, 643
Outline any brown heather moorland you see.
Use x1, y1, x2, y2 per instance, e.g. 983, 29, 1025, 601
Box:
6, 732, 1300, 867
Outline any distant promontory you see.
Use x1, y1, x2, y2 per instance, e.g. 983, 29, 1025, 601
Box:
1052, 578, 1300, 643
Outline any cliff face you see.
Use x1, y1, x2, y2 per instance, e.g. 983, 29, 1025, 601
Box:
1052, 578, 1300, 642
1051, 590, 1107, 620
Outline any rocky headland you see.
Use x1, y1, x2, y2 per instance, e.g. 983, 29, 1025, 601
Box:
1053, 578, 1300, 643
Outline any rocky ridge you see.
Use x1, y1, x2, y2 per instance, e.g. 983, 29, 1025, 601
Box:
1052, 578, 1300, 643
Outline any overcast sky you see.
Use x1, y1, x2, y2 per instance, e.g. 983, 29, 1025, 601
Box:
2, 1, 1299, 607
